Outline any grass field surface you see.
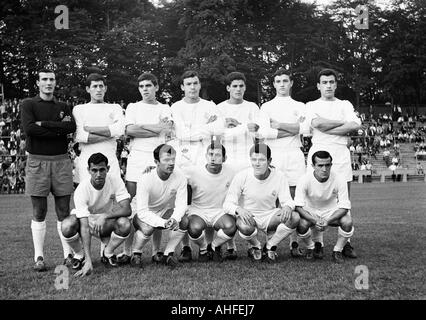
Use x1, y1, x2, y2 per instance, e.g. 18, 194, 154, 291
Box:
0, 182, 425, 300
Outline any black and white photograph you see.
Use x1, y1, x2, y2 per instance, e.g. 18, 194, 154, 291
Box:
0, 0, 425, 306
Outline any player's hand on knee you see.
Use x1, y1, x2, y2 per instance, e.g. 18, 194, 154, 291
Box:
237, 208, 255, 227
166, 218, 178, 231
279, 206, 293, 223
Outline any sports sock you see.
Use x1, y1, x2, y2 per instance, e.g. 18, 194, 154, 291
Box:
267, 223, 294, 249
311, 227, 324, 246
212, 229, 232, 250
122, 222, 134, 256
238, 229, 261, 249
57, 220, 72, 258
104, 232, 128, 257
31, 220, 46, 262
132, 230, 151, 254
334, 227, 354, 252
64, 233, 84, 259
297, 229, 315, 250
100, 238, 109, 256
181, 232, 190, 248
189, 230, 207, 251
151, 228, 162, 255
164, 229, 186, 256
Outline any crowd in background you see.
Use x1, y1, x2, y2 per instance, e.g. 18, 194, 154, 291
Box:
1, 98, 426, 194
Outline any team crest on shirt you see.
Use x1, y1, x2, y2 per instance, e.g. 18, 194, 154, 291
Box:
225, 181, 231, 188
59, 111, 64, 119
181, 147, 189, 153
272, 191, 277, 197
170, 189, 177, 196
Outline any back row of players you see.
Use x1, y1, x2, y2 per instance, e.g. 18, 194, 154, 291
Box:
21, 68, 362, 275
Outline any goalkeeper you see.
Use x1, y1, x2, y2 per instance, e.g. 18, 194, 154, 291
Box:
293, 150, 354, 264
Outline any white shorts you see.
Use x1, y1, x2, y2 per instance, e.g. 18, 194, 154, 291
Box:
70, 212, 115, 239
305, 206, 351, 222
78, 151, 121, 182
253, 208, 280, 233
125, 149, 155, 182
140, 208, 174, 228
271, 148, 306, 186
307, 144, 352, 182
187, 208, 228, 228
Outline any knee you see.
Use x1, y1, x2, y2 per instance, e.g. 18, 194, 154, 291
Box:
296, 218, 311, 234
115, 217, 131, 236
287, 211, 300, 228
340, 214, 353, 231
236, 219, 255, 235
61, 215, 79, 238
187, 221, 204, 238
179, 215, 189, 231
222, 217, 237, 236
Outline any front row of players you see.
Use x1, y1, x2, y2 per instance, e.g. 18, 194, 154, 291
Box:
62, 142, 354, 276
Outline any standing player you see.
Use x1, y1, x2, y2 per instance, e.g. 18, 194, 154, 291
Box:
73, 73, 125, 182
131, 144, 188, 268
184, 143, 237, 262
117, 72, 173, 264
61, 153, 132, 276
216, 71, 267, 258
260, 68, 307, 257
170, 70, 224, 261
295, 151, 354, 263
305, 68, 361, 258
20, 69, 76, 271
223, 143, 299, 262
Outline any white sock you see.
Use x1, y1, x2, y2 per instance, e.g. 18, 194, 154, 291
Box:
226, 236, 236, 251
189, 231, 207, 251
132, 230, 151, 254
100, 238, 109, 257
334, 227, 354, 252
104, 232, 128, 257
238, 229, 261, 249
212, 229, 232, 250
267, 223, 294, 249
64, 233, 84, 259
297, 229, 315, 250
152, 228, 163, 255
57, 221, 73, 258
31, 220, 46, 262
311, 227, 324, 246
164, 229, 186, 256
122, 223, 134, 256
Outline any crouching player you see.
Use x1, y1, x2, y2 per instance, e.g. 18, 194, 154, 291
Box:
61, 153, 132, 276
294, 151, 354, 263
223, 143, 299, 262
184, 142, 237, 262
131, 144, 188, 269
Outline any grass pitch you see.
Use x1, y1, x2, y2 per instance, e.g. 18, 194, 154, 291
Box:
0, 182, 425, 300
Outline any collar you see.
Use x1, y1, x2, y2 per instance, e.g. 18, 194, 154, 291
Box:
35, 95, 57, 103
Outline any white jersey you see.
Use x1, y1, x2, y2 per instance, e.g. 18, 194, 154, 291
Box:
223, 168, 295, 216
217, 100, 264, 163
305, 98, 361, 146
73, 102, 125, 157
294, 171, 351, 211
136, 168, 187, 227
183, 164, 237, 213
260, 96, 306, 150
72, 174, 130, 219
125, 101, 172, 152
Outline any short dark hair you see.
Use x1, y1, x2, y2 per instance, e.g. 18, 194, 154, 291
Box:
225, 72, 246, 86
138, 72, 158, 86
249, 143, 271, 160
86, 73, 106, 87
311, 150, 333, 165
153, 144, 176, 162
317, 68, 338, 83
88, 152, 108, 167
181, 70, 199, 84
206, 142, 226, 158
272, 68, 293, 81
37, 69, 55, 80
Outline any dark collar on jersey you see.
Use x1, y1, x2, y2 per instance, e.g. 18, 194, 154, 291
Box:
34, 95, 58, 103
